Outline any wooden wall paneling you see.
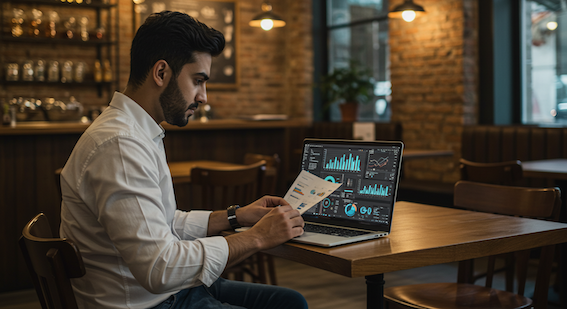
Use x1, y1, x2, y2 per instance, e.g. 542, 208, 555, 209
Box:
14, 135, 37, 290
515, 127, 531, 162
501, 127, 517, 161
461, 126, 474, 160
375, 123, 402, 141
472, 126, 488, 162
563, 128, 567, 158
487, 126, 502, 162
0, 136, 19, 291
35, 135, 58, 235
530, 128, 546, 160
545, 128, 563, 159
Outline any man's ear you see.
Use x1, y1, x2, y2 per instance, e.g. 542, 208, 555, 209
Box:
152, 60, 169, 87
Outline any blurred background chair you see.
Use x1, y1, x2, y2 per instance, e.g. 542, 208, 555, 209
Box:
384, 180, 561, 309
458, 158, 524, 291
190, 160, 278, 285
460, 158, 523, 185
243, 153, 281, 195
19, 212, 85, 309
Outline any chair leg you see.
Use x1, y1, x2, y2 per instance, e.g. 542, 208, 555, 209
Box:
504, 253, 515, 292
266, 255, 278, 285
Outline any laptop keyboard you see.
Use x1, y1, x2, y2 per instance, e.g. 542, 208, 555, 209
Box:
304, 223, 371, 237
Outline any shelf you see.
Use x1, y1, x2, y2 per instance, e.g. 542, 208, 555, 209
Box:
0, 36, 116, 45
4, 0, 116, 9
3, 80, 113, 86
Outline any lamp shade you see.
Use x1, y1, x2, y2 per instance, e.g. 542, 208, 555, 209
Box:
249, 2, 286, 30
388, 0, 425, 22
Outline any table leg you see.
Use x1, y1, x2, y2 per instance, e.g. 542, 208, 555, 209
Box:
555, 180, 567, 308
366, 273, 385, 309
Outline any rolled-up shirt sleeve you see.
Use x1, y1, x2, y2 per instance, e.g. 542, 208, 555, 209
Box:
83, 136, 229, 293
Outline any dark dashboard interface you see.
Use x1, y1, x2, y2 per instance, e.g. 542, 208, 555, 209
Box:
301, 140, 403, 228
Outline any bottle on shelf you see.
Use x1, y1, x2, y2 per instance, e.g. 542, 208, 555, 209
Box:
94, 60, 102, 83
29, 9, 43, 37
11, 8, 25, 38
45, 11, 59, 38
103, 60, 112, 82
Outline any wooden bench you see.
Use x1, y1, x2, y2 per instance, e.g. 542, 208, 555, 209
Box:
461, 125, 567, 187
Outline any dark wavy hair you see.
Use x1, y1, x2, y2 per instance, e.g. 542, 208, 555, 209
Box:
127, 11, 225, 90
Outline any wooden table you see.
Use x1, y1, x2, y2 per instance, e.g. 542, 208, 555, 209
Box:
168, 160, 245, 184
523, 158, 567, 306
260, 201, 567, 309
523, 158, 567, 180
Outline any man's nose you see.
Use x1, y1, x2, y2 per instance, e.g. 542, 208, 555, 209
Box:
196, 88, 207, 105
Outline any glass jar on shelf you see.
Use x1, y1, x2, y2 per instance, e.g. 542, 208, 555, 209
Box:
35, 60, 46, 82
47, 61, 59, 82
5, 63, 19, 81
74, 62, 86, 83
21, 60, 34, 81
61, 61, 73, 83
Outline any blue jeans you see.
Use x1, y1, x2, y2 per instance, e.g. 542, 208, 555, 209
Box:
150, 278, 308, 309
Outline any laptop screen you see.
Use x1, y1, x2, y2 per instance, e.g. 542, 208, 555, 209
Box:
300, 138, 404, 232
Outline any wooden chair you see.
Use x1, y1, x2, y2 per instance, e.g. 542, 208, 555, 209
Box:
242, 153, 281, 285
460, 158, 523, 185
18, 213, 86, 309
384, 181, 561, 309
190, 160, 277, 285
243, 153, 281, 195
459, 158, 524, 290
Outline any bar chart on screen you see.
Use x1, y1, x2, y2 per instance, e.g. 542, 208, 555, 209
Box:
324, 152, 362, 172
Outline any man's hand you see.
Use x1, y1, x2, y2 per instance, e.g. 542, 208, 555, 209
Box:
245, 204, 304, 250
223, 202, 304, 268
235, 195, 290, 227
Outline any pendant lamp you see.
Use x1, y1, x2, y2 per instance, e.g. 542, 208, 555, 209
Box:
388, 0, 426, 22
249, 2, 286, 31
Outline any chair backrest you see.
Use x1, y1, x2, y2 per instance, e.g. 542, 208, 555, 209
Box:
54, 168, 63, 196
453, 181, 561, 307
459, 158, 523, 185
243, 153, 281, 195
190, 160, 267, 211
19, 213, 85, 309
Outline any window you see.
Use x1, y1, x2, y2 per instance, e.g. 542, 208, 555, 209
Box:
522, 0, 567, 124
315, 0, 390, 122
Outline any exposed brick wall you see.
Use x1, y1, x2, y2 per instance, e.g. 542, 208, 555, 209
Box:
117, 0, 313, 120
389, 0, 477, 183
1, 0, 313, 120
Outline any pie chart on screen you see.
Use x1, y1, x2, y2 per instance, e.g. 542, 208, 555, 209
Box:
344, 203, 357, 217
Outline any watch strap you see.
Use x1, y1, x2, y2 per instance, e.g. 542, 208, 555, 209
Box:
227, 205, 241, 229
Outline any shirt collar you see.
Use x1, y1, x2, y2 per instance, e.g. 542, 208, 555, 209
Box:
108, 92, 166, 142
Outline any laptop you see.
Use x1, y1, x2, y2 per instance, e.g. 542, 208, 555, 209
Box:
289, 138, 404, 247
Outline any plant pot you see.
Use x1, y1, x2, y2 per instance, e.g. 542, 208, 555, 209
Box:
339, 102, 358, 122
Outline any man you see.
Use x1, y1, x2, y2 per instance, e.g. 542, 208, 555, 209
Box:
60, 11, 307, 309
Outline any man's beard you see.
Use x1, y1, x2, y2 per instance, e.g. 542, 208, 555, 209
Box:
159, 74, 197, 127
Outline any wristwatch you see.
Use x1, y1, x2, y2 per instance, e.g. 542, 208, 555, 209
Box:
227, 205, 241, 229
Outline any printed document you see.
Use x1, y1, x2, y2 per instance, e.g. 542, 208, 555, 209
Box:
284, 170, 342, 214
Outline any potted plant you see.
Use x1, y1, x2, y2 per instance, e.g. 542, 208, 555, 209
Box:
319, 61, 375, 122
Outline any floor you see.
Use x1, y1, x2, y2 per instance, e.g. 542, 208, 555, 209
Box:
0, 257, 562, 309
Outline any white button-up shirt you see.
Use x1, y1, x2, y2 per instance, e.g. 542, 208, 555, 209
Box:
60, 92, 229, 309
